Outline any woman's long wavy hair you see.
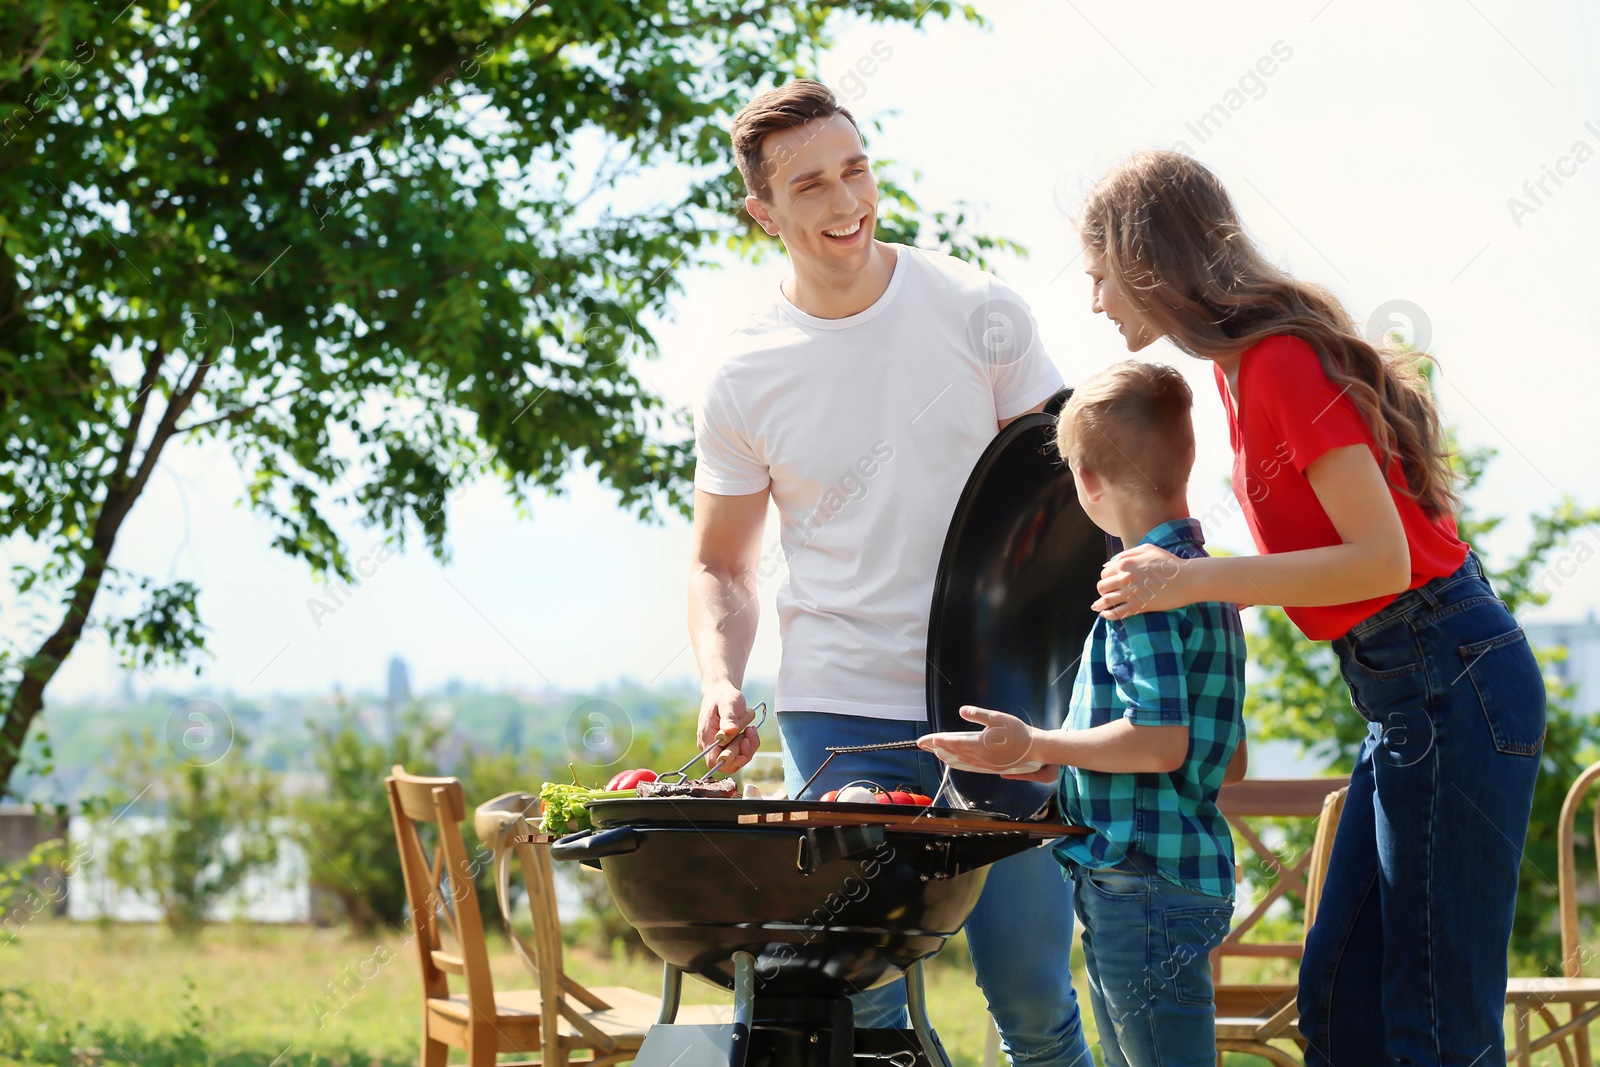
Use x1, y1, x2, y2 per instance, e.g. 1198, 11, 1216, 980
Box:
1079, 150, 1459, 518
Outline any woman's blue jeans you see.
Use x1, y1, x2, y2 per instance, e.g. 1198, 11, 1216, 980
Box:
779, 711, 1091, 1067
1298, 552, 1545, 1065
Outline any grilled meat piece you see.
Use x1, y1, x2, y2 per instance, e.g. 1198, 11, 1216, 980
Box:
636, 778, 740, 799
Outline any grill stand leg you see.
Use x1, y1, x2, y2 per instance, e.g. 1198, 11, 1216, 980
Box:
905, 961, 954, 1067
729, 950, 755, 1067
657, 962, 684, 1024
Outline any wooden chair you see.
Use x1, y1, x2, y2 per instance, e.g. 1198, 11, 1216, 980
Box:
1214, 777, 1350, 1066
1506, 759, 1600, 1067
387, 767, 546, 1066
473, 790, 728, 1067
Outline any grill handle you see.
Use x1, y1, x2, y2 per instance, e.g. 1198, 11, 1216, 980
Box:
549, 826, 641, 868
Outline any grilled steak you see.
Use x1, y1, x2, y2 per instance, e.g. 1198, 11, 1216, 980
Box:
636, 778, 740, 799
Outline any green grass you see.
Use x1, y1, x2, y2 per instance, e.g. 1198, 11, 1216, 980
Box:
7, 919, 1560, 1066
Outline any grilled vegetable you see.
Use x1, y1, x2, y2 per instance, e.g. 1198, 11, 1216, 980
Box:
605, 768, 659, 791
876, 788, 933, 806
538, 781, 638, 835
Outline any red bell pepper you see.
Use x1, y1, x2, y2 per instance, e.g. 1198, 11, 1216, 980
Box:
604, 768, 659, 791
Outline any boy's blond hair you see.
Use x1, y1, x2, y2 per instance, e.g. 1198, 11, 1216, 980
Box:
1055, 360, 1194, 499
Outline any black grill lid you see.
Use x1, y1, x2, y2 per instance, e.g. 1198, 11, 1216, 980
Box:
924, 391, 1108, 818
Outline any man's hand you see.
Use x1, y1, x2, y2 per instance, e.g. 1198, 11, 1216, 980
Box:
918, 705, 1041, 775
697, 681, 760, 775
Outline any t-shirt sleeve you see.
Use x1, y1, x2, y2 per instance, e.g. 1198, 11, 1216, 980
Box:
1249, 337, 1371, 475
975, 274, 1064, 420
1107, 610, 1189, 727
693, 369, 770, 496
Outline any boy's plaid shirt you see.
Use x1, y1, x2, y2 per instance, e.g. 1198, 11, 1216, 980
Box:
1052, 518, 1246, 900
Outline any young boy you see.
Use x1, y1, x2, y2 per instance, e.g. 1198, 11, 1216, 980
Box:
920, 360, 1247, 1066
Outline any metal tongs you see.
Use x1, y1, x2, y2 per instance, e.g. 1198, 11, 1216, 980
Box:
656, 701, 768, 784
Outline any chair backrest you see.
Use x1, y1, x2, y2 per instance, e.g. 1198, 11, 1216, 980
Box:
1213, 776, 1351, 978
386, 766, 496, 1022
1301, 785, 1347, 934
1558, 761, 1600, 977
473, 791, 567, 982
475, 791, 620, 1055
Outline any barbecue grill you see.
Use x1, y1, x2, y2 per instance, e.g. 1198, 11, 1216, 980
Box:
550, 399, 1108, 1067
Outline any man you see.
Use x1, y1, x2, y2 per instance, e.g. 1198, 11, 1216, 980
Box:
687, 80, 1088, 1066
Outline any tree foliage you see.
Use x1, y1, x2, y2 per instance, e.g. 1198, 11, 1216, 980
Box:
0, 0, 1001, 799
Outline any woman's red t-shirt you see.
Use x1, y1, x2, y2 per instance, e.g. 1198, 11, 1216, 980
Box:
1216, 335, 1469, 640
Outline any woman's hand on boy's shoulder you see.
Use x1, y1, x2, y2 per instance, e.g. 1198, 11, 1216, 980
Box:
1095, 543, 1195, 619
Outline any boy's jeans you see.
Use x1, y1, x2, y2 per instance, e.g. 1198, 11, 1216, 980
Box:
779, 711, 1092, 1067
1066, 854, 1232, 1067
1299, 552, 1544, 1064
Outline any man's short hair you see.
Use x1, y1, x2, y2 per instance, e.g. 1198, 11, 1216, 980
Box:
731, 80, 860, 201
1055, 361, 1195, 498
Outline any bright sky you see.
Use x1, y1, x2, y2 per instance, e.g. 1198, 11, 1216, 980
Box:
17, 0, 1600, 703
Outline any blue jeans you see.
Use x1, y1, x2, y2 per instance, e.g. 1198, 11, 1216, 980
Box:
1067, 854, 1233, 1067
1299, 552, 1545, 1065
779, 711, 1091, 1066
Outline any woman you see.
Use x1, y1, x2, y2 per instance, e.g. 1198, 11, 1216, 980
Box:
1075, 149, 1544, 1063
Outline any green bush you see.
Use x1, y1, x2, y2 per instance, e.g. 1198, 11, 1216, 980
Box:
98, 728, 280, 939
291, 707, 447, 936
0, 832, 68, 944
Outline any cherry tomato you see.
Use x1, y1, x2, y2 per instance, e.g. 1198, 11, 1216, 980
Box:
820, 790, 841, 803
906, 793, 933, 807
882, 790, 915, 805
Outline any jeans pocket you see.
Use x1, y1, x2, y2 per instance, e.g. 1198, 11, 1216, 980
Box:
1460, 628, 1547, 757
1337, 652, 1432, 767
1083, 866, 1147, 900
1162, 904, 1233, 1006
1344, 614, 1426, 676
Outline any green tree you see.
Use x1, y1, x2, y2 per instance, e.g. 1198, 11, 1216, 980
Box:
1245, 439, 1600, 959
98, 727, 280, 937
0, 0, 998, 799
290, 706, 446, 935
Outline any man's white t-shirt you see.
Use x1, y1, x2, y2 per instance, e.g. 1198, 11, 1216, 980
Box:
694, 245, 1065, 721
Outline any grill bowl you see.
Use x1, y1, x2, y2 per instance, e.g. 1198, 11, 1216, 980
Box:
559, 799, 1035, 998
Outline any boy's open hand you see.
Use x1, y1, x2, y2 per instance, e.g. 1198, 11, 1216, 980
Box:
918, 705, 1043, 774
1000, 764, 1061, 783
